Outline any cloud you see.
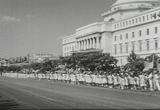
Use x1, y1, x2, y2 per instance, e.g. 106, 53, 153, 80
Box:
25, 14, 35, 19
1, 16, 21, 23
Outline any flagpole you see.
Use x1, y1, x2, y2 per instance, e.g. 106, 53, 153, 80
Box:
153, 53, 157, 70
153, 53, 155, 69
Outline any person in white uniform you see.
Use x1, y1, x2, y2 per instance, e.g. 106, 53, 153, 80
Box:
107, 73, 113, 88
134, 75, 140, 90
153, 70, 160, 91
113, 73, 119, 89
139, 73, 147, 91
148, 72, 154, 91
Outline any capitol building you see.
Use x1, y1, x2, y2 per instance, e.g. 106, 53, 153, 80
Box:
62, 0, 160, 66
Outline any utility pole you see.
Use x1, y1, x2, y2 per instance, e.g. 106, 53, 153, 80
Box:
153, 53, 156, 69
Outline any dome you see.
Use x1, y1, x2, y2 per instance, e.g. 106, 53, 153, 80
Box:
113, 0, 160, 6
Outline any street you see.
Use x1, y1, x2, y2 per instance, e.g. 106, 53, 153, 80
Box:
1, 77, 160, 109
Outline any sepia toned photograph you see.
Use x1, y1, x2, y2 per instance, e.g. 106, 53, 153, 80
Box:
0, 0, 160, 109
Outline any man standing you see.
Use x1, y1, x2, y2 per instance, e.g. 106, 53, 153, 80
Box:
139, 73, 147, 91
153, 70, 160, 91
148, 72, 154, 91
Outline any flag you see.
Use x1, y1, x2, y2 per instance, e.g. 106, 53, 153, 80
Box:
143, 61, 154, 71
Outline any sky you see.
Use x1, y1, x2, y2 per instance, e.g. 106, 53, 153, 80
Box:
0, 0, 115, 58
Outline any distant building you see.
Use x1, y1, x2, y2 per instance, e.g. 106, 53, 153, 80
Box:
0, 58, 9, 66
8, 56, 28, 64
62, 0, 160, 66
28, 53, 58, 63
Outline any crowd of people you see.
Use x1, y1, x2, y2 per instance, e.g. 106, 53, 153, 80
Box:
21, 67, 160, 92
1, 66, 160, 92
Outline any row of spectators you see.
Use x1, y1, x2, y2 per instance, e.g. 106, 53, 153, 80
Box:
52, 68, 160, 91
3, 67, 158, 92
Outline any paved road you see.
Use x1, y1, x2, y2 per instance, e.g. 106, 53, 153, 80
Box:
1, 77, 160, 110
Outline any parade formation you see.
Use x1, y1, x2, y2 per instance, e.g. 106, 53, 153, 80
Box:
1, 66, 160, 92
1, 51, 160, 93
1, 0, 160, 109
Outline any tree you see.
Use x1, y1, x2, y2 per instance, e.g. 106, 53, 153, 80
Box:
30, 63, 42, 70
6, 65, 22, 72
124, 51, 145, 75
96, 53, 118, 73
60, 52, 118, 73
145, 53, 160, 68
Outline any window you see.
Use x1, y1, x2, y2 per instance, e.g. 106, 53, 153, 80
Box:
147, 29, 149, 35
132, 32, 135, 38
150, 14, 153, 19
154, 38, 158, 50
139, 17, 142, 22
139, 30, 142, 37
132, 19, 135, 24
120, 43, 123, 54
64, 47, 66, 51
117, 24, 119, 28
120, 23, 122, 27
146, 40, 150, 51
114, 36, 117, 41
135, 18, 138, 23
138, 40, 142, 52
125, 43, 129, 53
155, 27, 158, 34
153, 13, 157, 19
126, 21, 128, 26
126, 33, 128, 39
146, 15, 149, 20
120, 34, 123, 40
123, 22, 125, 27
143, 16, 145, 22
129, 20, 132, 25
158, 11, 160, 17
131, 41, 135, 52
114, 44, 117, 55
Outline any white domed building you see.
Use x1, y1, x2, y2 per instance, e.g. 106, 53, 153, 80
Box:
103, 0, 160, 21
62, 0, 160, 66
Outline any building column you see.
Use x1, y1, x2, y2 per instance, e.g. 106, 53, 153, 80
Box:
84, 39, 87, 50
78, 41, 80, 50
88, 39, 90, 49
80, 41, 82, 50
91, 38, 93, 49
94, 37, 97, 49
76, 41, 79, 51
86, 39, 88, 50
87, 39, 90, 49
99, 36, 102, 49
81, 40, 83, 50
89, 38, 92, 49
92, 37, 95, 49
83, 40, 85, 50
96, 36, 99, 49
78, 41, 80, 51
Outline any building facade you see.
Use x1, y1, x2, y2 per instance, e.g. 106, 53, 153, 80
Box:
62, 34, 76, 57
62, 0, 160, 66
